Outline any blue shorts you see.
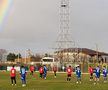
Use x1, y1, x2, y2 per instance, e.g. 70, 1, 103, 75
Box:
95, 74, 100, 78
104, 74, 107, 77
21, 74, 26, 80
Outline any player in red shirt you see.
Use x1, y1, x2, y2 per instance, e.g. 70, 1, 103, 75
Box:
10, 65, 16, 86
66, 65, 73, 81
30, 65, 35, 75
39, 66, 44, 78
53, 65, 57, 78
88, 66, 93, 81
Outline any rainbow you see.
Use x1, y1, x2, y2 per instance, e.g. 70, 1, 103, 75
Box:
0, 0, 13, 29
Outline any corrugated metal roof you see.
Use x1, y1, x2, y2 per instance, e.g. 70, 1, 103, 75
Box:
55, 48, 108, 56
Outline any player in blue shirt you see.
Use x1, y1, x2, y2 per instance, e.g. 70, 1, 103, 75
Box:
94, 66, 101, 84
103, 66, 107, 83
43, 65, 48, 79
20, 66, 27, 87
76, 66, 81, 84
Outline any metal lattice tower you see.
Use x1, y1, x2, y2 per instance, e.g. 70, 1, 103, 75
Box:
55, 0, 77, 66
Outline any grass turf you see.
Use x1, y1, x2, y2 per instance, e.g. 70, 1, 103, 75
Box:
0, 72, 108, 90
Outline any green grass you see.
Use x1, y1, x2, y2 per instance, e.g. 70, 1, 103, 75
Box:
0, 72, 108, 90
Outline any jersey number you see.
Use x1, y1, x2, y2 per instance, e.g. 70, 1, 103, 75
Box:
12, 70, 15, 74
68, 69, 71, 72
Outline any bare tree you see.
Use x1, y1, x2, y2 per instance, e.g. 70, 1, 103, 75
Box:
0, 49, 7, 61
31, 54, 42, 62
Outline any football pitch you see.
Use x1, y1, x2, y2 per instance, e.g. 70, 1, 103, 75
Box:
0, 72, 108, 90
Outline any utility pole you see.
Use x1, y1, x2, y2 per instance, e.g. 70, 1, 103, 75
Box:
25, 50, 27, 64
18, 53, 20, 63
96, 44, 99, 63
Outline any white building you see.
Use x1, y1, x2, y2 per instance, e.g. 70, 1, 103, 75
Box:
41, 57, 60, 68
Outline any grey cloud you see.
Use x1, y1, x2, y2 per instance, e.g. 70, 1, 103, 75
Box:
0, 0, 108, 54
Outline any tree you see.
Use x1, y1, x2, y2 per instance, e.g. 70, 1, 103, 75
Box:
0, 49, 7, 61
7, 53, 17, 62
16, 53, 22, 59
31, 54, 42, 62
44, 53, 52, 57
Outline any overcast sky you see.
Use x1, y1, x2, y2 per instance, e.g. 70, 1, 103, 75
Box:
0, 0, 108, 55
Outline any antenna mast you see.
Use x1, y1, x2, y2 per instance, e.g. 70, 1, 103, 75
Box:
55, 0, 76, 66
